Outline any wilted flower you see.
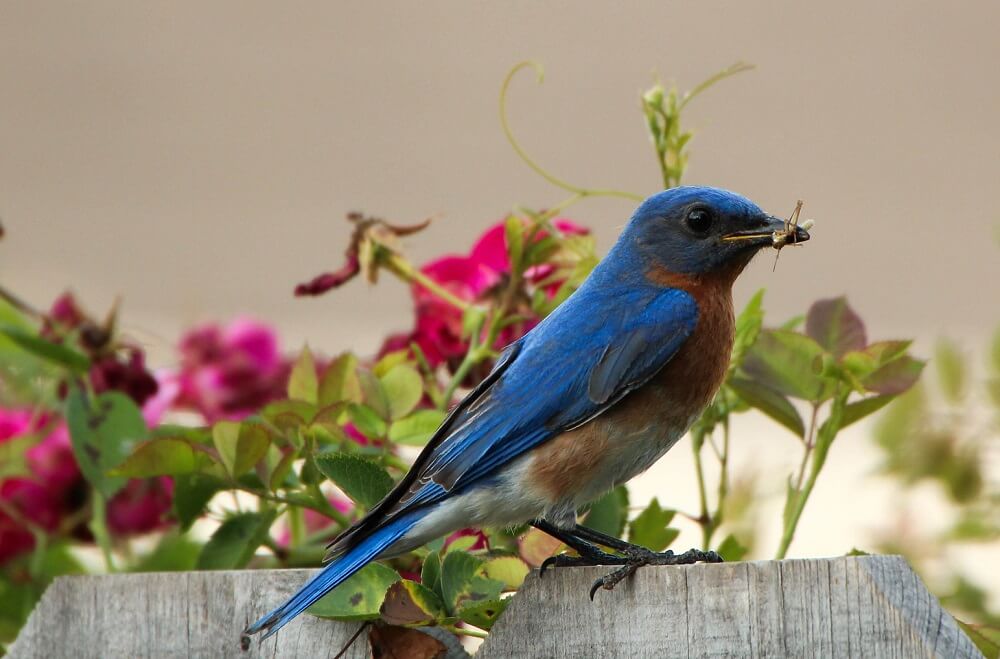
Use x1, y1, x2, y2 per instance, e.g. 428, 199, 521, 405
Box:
173, 318, 289, 422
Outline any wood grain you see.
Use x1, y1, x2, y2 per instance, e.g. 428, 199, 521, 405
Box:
8, 557, 982, 658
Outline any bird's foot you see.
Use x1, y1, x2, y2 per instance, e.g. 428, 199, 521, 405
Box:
588, 547, 723, 600
539, 547, 626, 577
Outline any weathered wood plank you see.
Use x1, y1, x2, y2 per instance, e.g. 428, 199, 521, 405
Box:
8, 556, 982, 658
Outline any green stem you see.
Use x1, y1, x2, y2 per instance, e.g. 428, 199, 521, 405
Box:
678, 62, 755, 112
443, 624, 489, 639
500, 61, 642, 202
385, 253, 471, 312
89, 491, 116, 572
775, 393, 847, 559
287, 505, 305, 548
691, 429, 713, 549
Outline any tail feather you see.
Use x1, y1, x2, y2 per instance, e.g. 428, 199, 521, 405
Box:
243, 512, 422, 641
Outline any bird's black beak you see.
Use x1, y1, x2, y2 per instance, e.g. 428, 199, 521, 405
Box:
720, 214, 810, 249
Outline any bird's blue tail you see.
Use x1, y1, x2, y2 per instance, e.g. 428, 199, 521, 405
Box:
243, 511, 422, 641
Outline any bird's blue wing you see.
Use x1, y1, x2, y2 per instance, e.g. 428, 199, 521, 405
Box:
329, 285, 698, 555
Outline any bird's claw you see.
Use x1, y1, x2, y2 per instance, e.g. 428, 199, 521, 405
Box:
539, 549, 627, 577
588, 547, 724, 599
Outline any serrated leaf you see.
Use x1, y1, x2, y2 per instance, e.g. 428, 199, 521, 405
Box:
308, 562, 400, 620
440, 550, 503, 615
0, 324, 90, 373
66, 389, 147, 498
742, 329, 833, 402
380, 580, 447, 626
582, 486, 629, 538
728, 377, 805, 437
111, 437, 216, 477
458, 597, 509, 631
288, 346, 318, 403
319, 353, 362, 406
196, 510, 276, 570
347, 403, 387, 440
805, 297, 867, 358
388, 410, 446, 446
314, 453, 393, 508
627, 498, 679, 552
234, 423, 271, 475
380, 364, 423, 420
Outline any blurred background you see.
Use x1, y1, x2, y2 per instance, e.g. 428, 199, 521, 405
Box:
2, 0, 998, 608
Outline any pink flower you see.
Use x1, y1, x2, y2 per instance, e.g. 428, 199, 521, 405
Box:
173, 318, 289, 422
384, 218, 588, 371
89, 348, 159, 407
106, 477, 174, 536
0, 411, 84, 564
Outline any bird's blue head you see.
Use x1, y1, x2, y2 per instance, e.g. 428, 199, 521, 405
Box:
616, 186, 808, 279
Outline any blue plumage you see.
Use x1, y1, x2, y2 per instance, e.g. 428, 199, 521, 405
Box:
244, 186, 807, 642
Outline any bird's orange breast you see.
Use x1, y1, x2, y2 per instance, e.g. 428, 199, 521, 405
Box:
528, 271, 736, 504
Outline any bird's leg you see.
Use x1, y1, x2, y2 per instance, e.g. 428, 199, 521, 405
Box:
567, 524, 724, 599
531, 520, 627, 576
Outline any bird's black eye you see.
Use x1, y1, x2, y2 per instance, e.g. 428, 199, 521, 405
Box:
684, 208, 714, 235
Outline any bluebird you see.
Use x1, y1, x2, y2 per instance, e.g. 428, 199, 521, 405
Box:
244, 186, 809, 641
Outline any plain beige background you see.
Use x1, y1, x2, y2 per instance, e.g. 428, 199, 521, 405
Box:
1, 2, 997, 576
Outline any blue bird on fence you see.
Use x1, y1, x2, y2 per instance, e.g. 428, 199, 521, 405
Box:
243, 186, 809, 641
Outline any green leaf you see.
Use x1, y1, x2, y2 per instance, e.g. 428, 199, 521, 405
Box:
934, 339, 965, 403
260, 399, 316, 434
805, 297, 867, 358
319, 353, 362, 406
111, 437, 216, 477
956, 620, 1000, 659
845, 547, 870, 556
380, 580, 447, 627
628, 498, 679, 552
380, 364, 424, 420
172, 473, 224, 531
836, 394, 896, 430
196, 510, 277, 570
308, 562, 400, 620
863, 356, 925, 395
731, 289, 765, 367
288, 346, 318, 404
359, 370, 390, 420
742, 329, 832, 402
348, 403, 387, 439
314, 453, 393, 508
388, 410, 446, 446
373, 350, 410, 378
458, 597, 509, 631
421, 551, 442, 597
0, 324, 90, 373
211, 421, 271, 477
439, 550, 504, 615
782, 478, 800, 531
716, 534, 749, 562
582, 486, 629, 539
728, 377, 805, 437
131, 532, 202, 572
480, 556, 530, 590
66, 389, 147, 497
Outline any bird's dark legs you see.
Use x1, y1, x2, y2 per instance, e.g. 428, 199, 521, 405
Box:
531, 520, 723, 599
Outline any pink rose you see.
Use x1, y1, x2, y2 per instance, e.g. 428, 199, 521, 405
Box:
173, 318, 289, 422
